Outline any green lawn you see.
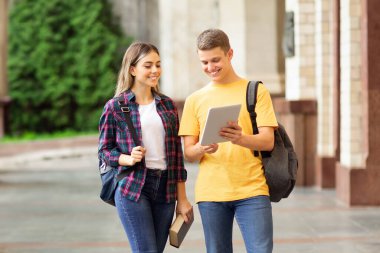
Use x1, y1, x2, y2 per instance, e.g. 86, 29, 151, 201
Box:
0, 130, 98, 143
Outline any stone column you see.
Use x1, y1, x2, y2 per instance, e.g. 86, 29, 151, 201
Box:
110, 0, 159, 45
218, 0, 285, 95
285, 0, 316, 100
244, 0, 285, 95
158, 0, 217, 100
315, 0, 336, 188
219, 0, 246, 77
336, 0, 380, 206
0, 0, 11, 137
282, 0, 317, 186
159, 0, 286, 100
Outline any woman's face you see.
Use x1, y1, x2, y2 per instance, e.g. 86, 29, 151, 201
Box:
130, 51, 161, 89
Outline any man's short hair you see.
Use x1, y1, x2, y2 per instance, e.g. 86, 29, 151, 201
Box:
197, 29, 231, 54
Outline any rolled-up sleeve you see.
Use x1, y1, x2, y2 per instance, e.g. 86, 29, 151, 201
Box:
98, 101, 121, 167
174, 107, 187, 182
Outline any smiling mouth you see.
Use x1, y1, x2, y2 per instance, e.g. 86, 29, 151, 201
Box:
209, 69, 220, 77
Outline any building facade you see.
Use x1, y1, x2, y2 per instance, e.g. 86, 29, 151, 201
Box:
1, 0, 379, 205
152, 0, 380, 206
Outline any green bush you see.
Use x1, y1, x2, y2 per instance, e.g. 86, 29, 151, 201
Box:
8, 0, 132, 135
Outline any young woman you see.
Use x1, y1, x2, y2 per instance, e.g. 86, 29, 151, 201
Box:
98, 42, 193, 253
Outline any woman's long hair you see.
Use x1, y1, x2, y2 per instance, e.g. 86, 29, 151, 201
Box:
114, 42, 160, 96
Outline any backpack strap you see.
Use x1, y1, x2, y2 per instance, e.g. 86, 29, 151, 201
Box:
246, 81, 262, 157
114, 96, 141, 181
115, 96, 141, 146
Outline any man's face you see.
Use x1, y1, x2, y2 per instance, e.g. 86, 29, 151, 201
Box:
197, 47, 233, 83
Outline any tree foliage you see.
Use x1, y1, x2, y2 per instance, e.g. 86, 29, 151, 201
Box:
8, 0, 131, 135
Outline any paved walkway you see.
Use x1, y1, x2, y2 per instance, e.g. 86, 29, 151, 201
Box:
0, 139, 379, 253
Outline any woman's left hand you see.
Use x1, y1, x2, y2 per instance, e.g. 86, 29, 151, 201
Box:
176, 199, 194, 224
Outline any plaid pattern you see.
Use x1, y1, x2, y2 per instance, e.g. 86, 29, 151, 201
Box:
98, 90, 187, 203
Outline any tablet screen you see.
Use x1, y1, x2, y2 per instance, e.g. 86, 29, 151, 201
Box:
199, 104, 241, 145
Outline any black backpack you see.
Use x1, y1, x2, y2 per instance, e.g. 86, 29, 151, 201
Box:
99, 96, 140, 206
246, 81, 298, 202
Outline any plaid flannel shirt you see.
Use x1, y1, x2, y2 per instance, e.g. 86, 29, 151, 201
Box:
98, 90, 187, 203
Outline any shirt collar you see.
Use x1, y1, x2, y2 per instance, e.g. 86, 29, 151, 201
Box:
123, 90, 162, 103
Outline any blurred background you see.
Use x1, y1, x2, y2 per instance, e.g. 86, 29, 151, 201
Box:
2, 0, 380, 205
1, 0, 380, 252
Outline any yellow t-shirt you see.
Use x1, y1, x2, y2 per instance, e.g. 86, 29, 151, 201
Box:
179, 79, 278, 203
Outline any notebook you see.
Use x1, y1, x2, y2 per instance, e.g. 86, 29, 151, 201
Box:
169, 215, 193, 248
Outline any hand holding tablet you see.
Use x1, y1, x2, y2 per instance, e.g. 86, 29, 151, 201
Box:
199, 104, 242, 145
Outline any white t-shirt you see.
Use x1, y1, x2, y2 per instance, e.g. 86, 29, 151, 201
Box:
139, 100, 167, 170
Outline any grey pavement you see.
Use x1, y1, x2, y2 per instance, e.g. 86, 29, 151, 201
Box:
0, 143, 380, 253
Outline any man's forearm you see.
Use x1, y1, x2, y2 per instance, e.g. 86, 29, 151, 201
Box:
184, 144, 205, 162
235, 133, 274, 151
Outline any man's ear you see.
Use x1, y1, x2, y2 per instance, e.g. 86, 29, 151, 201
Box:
227, 48, 233, 60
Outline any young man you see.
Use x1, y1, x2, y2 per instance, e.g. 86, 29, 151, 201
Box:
179, 29, 278, 253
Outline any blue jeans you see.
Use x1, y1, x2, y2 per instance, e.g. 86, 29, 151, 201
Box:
115, 169, 175, 253
198, 195, 273, 253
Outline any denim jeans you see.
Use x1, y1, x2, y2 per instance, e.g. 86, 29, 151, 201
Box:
198, 195, 273, 253
115, 169, 175, 253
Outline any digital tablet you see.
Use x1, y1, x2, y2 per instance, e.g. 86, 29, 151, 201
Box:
200, 104, 242, 145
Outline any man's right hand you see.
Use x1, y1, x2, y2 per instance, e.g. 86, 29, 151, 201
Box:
182, 135, 218, 162
196, 142, 219, 155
